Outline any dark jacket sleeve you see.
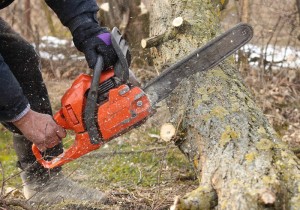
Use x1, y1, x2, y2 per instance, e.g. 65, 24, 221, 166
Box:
0, 55, 29, 122
45, 0, 99, 30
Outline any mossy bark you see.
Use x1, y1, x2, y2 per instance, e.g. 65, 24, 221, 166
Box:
149, 1, 300, 209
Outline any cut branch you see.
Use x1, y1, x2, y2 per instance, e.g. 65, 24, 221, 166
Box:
141, 17, 188, 48
160, 123, 176, 142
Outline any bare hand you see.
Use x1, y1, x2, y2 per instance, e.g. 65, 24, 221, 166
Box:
13, 109, 66, 151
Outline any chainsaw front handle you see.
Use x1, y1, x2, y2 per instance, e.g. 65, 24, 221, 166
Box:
32, 132, 101, 169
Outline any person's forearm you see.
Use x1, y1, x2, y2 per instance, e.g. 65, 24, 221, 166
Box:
45, 0, 118, 70
0, 56, 29, 122
45, 0, 99, 27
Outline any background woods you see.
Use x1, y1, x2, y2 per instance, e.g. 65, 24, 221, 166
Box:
0, 0, 299, 209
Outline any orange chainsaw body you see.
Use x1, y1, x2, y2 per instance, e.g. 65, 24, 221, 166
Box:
32, 69, 152, 169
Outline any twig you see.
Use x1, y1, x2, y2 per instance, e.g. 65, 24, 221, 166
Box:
0, 162, 4, 197
263, 15, 281, 71
0, 198, 35, 210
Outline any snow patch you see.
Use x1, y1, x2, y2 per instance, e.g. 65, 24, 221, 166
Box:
240, 44, 300, 69
41, 36, 68, 48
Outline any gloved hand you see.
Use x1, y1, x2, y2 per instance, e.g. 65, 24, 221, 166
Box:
72, 22, 118, 70
13, 109, 66, 151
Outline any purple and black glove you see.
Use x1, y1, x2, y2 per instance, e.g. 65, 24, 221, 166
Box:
72, 22, 118, 70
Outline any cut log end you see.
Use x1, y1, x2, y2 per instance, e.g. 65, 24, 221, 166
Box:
170, 196, 180, 210
259, 190, 276, 205
141, 39, 147, 48
141, 17, 185, 49
172, 17, 184, 27
160, 123, 176, 142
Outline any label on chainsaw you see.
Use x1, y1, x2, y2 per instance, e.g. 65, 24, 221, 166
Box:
143, 23, 253, 106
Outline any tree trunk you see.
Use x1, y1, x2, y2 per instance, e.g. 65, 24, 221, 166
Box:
297, 0, 300, 22
23, 0, 32, 39
40, 1, 57, 36
148, 1, 300, 209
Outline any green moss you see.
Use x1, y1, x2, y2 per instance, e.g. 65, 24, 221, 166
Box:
257, 126, 267, 134
257, 126, 271, 139
202, 94, 210, 102
211, 106, 228, 119
255, 138, 274, 150
245, 152, 257, 163
207, 69, 229, 80
231, 102, 240, 112
202, 113, 212, 122
95, 146, 190, 187
197, 87, 207, 95
219, 126, 239, 147
194, 99, 203, 108
197, 86, 222, 96
66, 132, 195, 190
262, 175, 278, 185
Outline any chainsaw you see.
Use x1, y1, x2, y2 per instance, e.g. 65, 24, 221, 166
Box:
32, 23, 253, 169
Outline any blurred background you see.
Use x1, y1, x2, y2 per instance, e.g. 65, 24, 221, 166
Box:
0, 0, 299, 208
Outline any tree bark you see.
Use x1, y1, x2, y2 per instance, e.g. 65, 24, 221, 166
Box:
148, 1, 300, 209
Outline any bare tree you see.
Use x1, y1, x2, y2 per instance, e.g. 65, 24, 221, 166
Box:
296, 0, 300, 42
297, 0, 300, 21
23, 0, 32, 38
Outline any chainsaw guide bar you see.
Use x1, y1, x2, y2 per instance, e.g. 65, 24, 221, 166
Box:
144, 23, 253, 106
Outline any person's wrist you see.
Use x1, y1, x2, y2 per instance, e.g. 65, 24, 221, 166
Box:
10, 104, 31, 123
12, 108, 33, 129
